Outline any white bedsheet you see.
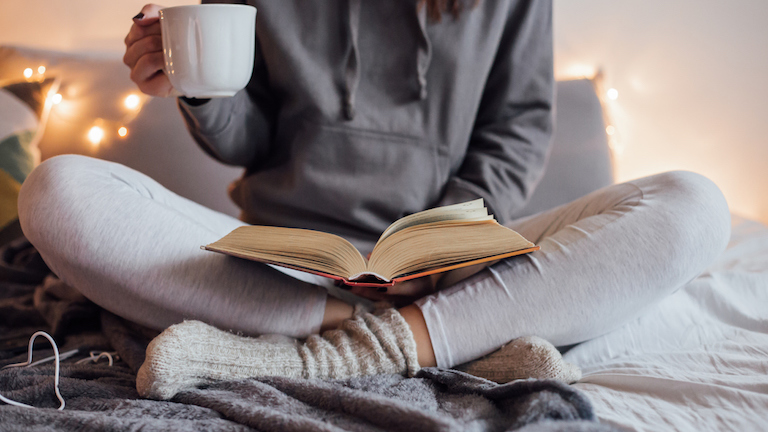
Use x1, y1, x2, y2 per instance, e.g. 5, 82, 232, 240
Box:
564, 215, 768, 431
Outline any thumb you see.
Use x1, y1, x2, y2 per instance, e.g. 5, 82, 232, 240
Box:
133, 3, 164, 25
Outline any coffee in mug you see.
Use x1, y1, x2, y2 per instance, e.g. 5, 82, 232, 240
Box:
159, 4, 257, 98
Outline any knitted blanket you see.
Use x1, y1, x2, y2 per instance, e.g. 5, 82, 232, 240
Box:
0, 237, 617, 431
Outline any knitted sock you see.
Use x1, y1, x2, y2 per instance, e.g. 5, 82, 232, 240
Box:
136, 306, 420, 400
454, 336, 582, 384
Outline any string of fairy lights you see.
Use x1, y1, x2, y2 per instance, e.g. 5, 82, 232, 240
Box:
558, 64, 624, 160
603, 86, 620, 154
21, 65, 147, 148
19, 63, 624, 156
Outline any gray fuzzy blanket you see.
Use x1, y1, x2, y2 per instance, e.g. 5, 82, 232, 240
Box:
0, 236, 616, 431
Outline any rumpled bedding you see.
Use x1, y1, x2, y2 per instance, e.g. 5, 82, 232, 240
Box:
0, 234, 614, 431
565, 215, 768, 431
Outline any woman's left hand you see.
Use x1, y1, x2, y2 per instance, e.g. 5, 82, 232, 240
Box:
346, 259, 499, 306
347, 274, 442, 307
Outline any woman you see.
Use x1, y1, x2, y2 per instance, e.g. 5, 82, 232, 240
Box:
18, 0, 730, 400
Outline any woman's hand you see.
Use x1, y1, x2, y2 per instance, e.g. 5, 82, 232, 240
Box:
123, 4, 174, 97
346, 260, 499, 307
347, 274, 442, 307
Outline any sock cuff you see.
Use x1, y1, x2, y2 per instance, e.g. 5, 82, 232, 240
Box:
365, 308, 421, 377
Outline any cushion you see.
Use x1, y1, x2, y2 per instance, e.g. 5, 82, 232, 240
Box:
0, 77, 58, 230
510, 78, 614, 219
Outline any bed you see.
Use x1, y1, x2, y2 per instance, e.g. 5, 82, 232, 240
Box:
1, 45, 767, 431
567, 215, 768, 430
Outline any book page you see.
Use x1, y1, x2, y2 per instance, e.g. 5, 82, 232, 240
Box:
203, 199, 536, 286
203, 226, 367, 279
369, 220, 535, 281
377, 199, 492, 243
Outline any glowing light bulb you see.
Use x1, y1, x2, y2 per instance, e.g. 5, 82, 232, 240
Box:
117, 127, 128, 138
606, 125, 616, 136
51, 93, 63, 104
38, 65, 46, 74
23, 68, 33, 79
88, 126, 105, 146
606, 88, 619, 100
124, 94, 140, 110
560, 63, 598, 80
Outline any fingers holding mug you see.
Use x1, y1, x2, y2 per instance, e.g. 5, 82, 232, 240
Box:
131, 52, 174, 97
126, 4, 257, 98
123, 33, 162, 70
124, 4, 173, 97
124, 4, 163, 50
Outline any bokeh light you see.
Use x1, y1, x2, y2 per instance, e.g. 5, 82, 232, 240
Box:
87, 126, 105, 147
124, 94, 140, 110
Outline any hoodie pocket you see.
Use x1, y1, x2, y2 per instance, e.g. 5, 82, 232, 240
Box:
244, 118, 443, 237
306, 121, 442, 228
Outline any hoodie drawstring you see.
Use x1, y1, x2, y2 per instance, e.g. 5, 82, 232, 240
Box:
343, 0, 361, 120
342, 0, 432, 121
415, 2, 432, 101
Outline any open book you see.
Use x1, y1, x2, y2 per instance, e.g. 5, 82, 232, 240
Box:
203, 199, 539, 287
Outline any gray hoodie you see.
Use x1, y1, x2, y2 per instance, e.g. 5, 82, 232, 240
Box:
179, 0, 553, 253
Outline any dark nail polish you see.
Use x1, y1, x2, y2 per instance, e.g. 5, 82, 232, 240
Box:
133, 12, 145, 20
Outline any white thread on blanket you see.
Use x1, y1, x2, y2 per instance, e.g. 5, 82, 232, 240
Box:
75, 351, 118, 366
13, 348, 79, 368
0, 331, 66, 410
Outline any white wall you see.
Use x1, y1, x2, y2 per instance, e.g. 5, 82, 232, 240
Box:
0, 1, 190, 54
554, 0, 768, 223
1, 0, 767, 223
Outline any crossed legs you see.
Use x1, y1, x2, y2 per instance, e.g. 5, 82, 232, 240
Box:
417, 171, 731, 367
19, 156, 731, 377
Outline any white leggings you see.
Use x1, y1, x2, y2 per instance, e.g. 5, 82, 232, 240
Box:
18, 155, 731, 368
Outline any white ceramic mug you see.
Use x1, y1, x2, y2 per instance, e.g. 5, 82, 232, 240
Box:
159, 4, 257, 98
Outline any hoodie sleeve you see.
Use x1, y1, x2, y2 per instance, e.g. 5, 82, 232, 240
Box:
176, 17, 276, 168
437, 0, 554, 223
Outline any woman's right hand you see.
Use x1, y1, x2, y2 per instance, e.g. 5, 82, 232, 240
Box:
123, 4, 174, 97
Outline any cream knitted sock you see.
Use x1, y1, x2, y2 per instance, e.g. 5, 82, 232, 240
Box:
136, 306, 420, 400
454, 336, 582, 384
